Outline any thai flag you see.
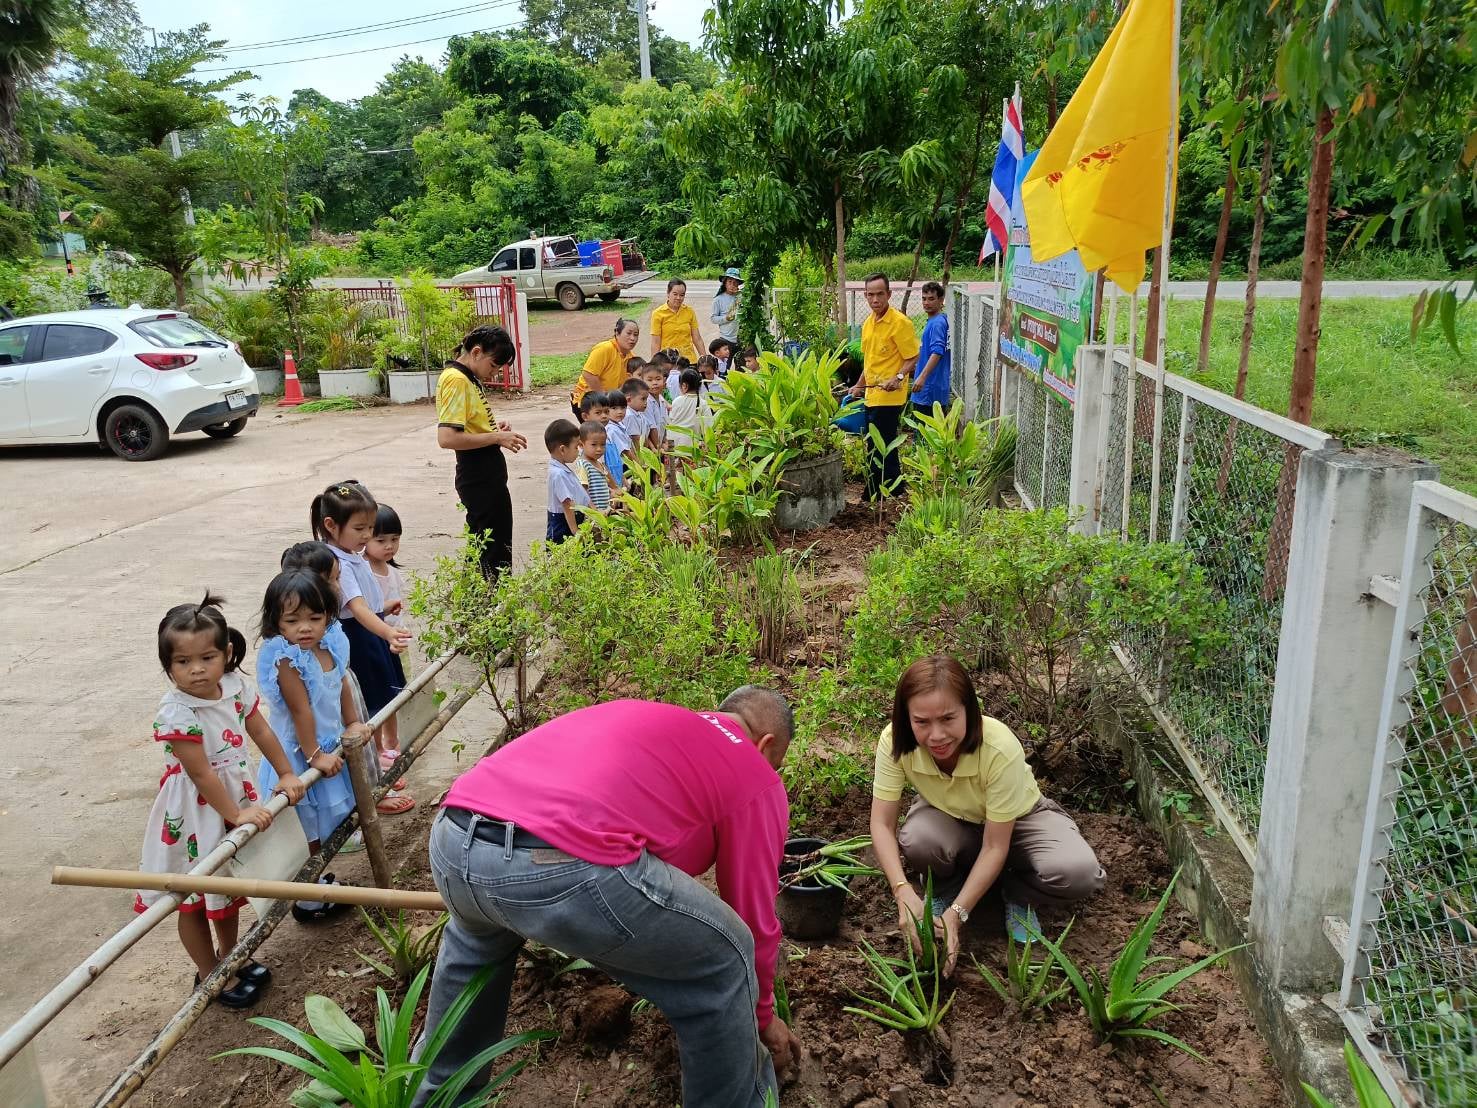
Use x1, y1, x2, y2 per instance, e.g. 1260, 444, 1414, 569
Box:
979, 85, 1024, 263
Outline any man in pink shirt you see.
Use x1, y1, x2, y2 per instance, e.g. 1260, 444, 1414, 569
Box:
412, 689, 798, 1108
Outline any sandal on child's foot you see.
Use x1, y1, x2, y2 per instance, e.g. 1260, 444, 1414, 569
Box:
376, 793, 416, 816
378, 749, 399, 770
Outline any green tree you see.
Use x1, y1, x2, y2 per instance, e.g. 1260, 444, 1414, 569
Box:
522, 0, 641, 64
445, 31, 588, 128
0, 0, 69, 255
63, 24, 245, 305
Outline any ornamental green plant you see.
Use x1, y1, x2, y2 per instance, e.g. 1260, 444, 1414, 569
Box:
1302, 1042, 1393, 1108
903, 402, 1017, 503
1032, 869, 1246, 1059
218, 964, 549, 1108
666, 438, 784, 547
843, 874, 954, 1036
735, 549, 807, 664
356, 909, 449, 982
375, 270, 474, 375
973, 922, 1073, 1017
303, 292, 388, 374
710, 347, 857, 465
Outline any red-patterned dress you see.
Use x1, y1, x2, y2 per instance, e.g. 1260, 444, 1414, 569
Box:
134, 673, 260, 920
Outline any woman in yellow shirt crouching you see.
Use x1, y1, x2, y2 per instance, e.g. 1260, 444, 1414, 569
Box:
869, 653, 1104, 973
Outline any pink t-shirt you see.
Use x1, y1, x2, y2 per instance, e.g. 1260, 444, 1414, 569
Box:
443, 699, 788, 1026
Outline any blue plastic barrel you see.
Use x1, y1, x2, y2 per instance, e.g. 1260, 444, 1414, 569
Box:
577, 240, 603, 266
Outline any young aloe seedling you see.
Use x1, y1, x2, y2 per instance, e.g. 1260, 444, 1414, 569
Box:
843, 875, 954, 1036
778, 834, 881, 894
974, 919, 1073, 1016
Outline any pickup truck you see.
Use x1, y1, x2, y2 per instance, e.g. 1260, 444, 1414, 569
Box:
448, 236, 655, 310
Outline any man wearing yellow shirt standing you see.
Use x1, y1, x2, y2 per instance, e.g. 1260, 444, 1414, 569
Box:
850, 273, 920, 500
869, 655, 1105, 972
648, 278, 704, 362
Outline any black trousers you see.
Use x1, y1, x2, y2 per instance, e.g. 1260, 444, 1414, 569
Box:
865, 404, 903, 500
456, 448, 513, 579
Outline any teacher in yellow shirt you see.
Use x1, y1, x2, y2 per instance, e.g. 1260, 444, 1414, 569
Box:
850, 273, 920, 500
649, 278, 704, 362
869, 654, 1105, 973
571, 317, 640, 419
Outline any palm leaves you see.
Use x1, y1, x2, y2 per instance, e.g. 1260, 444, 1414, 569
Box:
218, 963, 549, 1108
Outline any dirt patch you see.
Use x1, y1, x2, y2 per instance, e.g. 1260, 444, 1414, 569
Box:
529, 292, 697, 355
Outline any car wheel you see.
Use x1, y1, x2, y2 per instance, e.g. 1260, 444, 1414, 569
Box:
202, 417, 248, 440
557, 282, 586, 311
598, 290, 620, 303
104, 403, 169, 461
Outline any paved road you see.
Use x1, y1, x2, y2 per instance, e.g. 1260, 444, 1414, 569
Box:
0, 391, 573, 1103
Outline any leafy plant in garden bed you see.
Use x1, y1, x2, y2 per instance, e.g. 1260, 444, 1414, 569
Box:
735, 549, 808, 664
357, 908, 449, 982
903, 402, 1017, 502
219, 964, 550, 1108
190, 289, 287, 368
710, 347, 856, 465
1032, 869, 1245, 1059
375, 270, 474, 375
974, 922, 1073, 1017
304, 292, 388, 373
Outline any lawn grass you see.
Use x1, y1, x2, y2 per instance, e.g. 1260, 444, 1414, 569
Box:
527, 294, 649, 316
1128, 296, 1477, 494
529, 353, 586, 389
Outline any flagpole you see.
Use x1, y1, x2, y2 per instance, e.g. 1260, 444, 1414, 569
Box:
990, 251, 1003, 424
1147, 0, 1181, 545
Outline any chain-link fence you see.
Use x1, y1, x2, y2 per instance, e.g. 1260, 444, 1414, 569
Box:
1088, 351, 1337, 854
1007, 367, 1073, 511
1345, 486, 1477, 1104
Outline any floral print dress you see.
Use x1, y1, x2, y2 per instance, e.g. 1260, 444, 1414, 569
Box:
135, 672, 260, 919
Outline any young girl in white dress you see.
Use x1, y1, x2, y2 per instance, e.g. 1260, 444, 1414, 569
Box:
136, 594, 305, 1009
255, 569, 372, 921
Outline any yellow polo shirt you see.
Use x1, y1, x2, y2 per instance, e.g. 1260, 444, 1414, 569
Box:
572, 338, 629, 407
650, 303, 699, 361
436, 363, 495, 433
872, 720, 1041, 824
860, 307, 921, 408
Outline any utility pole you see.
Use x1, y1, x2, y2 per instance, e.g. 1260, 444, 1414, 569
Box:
633, 0, 651, 80
150, 27, 195, 227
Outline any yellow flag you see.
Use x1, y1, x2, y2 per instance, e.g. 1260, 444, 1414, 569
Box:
1021, 0, 1177, 292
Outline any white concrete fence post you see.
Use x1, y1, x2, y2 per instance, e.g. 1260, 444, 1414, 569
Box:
1068, 346, 1107, 535
515, 291, 532, 394
1251, 448, 1438, 989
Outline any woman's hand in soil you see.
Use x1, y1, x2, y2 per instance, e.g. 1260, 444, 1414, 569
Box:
272, 773, 306, 805
940, 909, 961, 976
760, 1016, 798, 1075
896, 886, 928, 947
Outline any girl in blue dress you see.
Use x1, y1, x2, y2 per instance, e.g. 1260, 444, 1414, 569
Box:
256, 569, 370, 921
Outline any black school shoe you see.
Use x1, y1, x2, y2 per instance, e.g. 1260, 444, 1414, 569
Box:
193, 972, 263, 1009
238, 961, 272, 986
291, 873, 355, 924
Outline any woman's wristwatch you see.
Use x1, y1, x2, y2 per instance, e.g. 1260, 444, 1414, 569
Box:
949, 902, 970, 923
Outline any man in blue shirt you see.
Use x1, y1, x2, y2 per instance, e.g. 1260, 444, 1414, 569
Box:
912, 281, 952, 415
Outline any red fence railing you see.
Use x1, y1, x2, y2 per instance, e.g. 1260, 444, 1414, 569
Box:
338, 280, 525, 391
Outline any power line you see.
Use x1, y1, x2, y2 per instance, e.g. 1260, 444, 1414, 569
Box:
196, 18, 527, 72
219, 1, 520, 53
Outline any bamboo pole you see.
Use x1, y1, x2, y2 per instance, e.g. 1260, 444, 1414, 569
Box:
1147, 0, 1182, 545
0, 650, 455, 1070
54, 867, 444, 911
342, 729, 391, 888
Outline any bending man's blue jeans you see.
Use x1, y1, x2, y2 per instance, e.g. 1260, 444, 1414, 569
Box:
412, 809, 777, 1107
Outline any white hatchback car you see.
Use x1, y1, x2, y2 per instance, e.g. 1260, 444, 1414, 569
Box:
0, 308, 261, 461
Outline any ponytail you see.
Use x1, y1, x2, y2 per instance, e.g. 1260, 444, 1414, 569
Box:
157, 592, 246, 675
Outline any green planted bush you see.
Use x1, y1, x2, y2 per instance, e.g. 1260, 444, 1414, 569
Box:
844, 875, 954, 1036
190, 289, 288, 368
218, 964, 549, 1108
710, 347, 856, 464
1032, 869, 1245, 1059
903, 403, 1017, 502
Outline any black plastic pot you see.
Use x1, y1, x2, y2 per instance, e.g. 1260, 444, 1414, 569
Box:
776, 835, 849, 939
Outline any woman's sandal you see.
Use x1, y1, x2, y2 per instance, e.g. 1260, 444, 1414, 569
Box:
376, 794, 416, 816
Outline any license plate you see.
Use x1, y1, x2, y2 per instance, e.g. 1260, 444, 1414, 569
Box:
226, 391, 247, 410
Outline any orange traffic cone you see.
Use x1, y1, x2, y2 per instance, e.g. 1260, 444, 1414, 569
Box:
279, 349, 305, 407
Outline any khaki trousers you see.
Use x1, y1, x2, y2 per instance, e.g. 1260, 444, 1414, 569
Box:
896, 796, 1106, 906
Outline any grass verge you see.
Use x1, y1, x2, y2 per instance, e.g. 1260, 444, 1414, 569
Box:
530, 353, 587, 390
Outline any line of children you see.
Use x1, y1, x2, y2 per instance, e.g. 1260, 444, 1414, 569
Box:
545, 419, 592, 543
138, 481, 424, 1008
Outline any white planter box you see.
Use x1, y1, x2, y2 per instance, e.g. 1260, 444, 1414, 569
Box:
253, 368, 283, 394
319, 367, 380, 397
388, 371, 439, 404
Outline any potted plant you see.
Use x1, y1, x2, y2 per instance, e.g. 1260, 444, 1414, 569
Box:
308, 293, 386, 398
376, 272, 475, 404
710, 348, 857, 530
775, 834, 878, 939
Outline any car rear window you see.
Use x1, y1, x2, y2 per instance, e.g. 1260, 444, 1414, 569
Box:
129, 316, 226, 348
0, 325, 32, 365
40, 324, 117, 360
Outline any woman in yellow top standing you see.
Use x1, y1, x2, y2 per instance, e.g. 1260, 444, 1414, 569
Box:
648, 278, 704, 362
869, 654, 1105, 973
435, 325, 527, 579
571, 317, 640, 419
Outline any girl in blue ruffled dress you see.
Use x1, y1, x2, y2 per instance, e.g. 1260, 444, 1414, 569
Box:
255, 568, 370, 921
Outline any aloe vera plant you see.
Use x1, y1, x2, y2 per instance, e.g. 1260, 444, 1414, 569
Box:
356, 908, 448, 982
843, 876, 955, 1035
219, 963, 549, 1108
1032, 869, 1246, 1059
778, 835, 881, 893
974, 920, 1073, 1015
